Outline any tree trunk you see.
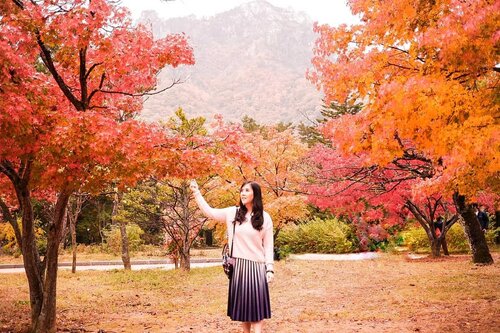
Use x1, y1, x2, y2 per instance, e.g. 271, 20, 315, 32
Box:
2, 160, 46, 332
96, 200, 106, 245
453, 192, 493, 264
32, 192, 70, 333
111, 191, 131, 270
174, 256, 179, 269
441, 236, 449, 255
70, 214, 77, 273
67, 194, 86, 273
119, 222, 131, 270
60, 216, 69, 250
179, 246, 190, 270
19, 190, 45, 332
406, 200, 440, 257
180, 182, 191, 271
430, 237, 442, 257
2, 161, 73, 332
172, 248, 179, 269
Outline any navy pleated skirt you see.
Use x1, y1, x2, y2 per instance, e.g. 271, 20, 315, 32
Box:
227, 257, 271, 322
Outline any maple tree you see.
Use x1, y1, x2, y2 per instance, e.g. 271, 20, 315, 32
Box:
153, 109, 248, 270
306, 142, 462, 255
0, 1, 194, 332
188, 120, 309, 247
155, 110, 216, 270
308, 0, 498, 263
303, 103, 458, 255
230, 122, 310, 239
66, 192, 89, 273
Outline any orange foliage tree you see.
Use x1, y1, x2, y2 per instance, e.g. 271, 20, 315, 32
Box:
308, 0, 498, 263
0, 1, 194, 331
152, 110, 247, 270
223, 123, 310, 240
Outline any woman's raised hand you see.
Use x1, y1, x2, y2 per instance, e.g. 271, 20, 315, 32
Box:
189, 179, 199, 193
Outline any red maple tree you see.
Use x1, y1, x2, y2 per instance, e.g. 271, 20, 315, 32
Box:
0, 1, 194, 331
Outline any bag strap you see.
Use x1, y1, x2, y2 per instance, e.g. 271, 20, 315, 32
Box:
230, 208, 238, 257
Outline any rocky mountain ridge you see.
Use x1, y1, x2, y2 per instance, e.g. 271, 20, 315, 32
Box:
139, 0, 323, 124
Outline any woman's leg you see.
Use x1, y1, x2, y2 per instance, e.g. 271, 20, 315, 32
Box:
242, 322, 251, 333
252, 320, 263, 333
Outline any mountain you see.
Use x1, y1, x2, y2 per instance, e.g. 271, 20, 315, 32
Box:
138, 0, 323, 124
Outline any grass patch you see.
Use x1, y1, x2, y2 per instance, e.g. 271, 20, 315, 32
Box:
0, 246, 223, 265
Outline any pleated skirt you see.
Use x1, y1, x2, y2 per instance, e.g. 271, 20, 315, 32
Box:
227, 257, 271, 322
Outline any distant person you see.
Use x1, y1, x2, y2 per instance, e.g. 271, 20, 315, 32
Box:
494, 210, 500, 244
433, 216, 449, 255
477, 206, 490, 232
434, 216, 444, 237
190, 180, 274, 333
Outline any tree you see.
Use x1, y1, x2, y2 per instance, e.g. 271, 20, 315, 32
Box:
116, 180, 165, 245
231, 120, 310, 239
159, 179, 207, 270
152, 109, 247, 270
66, 193, 89, 273
405, 196, 458, 256
156, 109, 208, 270
0, 1, 194, 331
307, 142, 462, 255
298, 101, 363, 147
303, 103, 457, 255
308, 0, 498, 263
306, 144, 398, 250
76, 194, 113, 245
241, 115, 265, 133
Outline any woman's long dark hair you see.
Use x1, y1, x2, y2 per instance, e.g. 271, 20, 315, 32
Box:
235, 181, 264, 230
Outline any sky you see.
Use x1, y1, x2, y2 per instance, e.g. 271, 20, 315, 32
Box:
119, 0, 358, 26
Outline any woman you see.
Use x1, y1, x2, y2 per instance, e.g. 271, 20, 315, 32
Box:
190, 180, 274, 333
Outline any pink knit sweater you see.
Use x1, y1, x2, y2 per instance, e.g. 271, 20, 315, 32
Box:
194, 191, 274, 271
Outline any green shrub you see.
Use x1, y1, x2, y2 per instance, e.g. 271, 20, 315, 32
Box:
485, 227, 499, 245
400, 223, 474, 253
103, 224, 144, 254
276, 217, 356, 254
399, 227, 428, 252
445, 224, 470, 251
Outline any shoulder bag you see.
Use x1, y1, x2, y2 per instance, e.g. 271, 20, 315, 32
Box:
222, 208, 238, 279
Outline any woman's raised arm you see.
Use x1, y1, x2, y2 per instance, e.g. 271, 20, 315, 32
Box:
190, 180, 230, 222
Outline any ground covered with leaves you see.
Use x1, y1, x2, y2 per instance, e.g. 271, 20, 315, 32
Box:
1, 253, 499, 333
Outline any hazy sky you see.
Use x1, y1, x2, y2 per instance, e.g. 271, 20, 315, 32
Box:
119, 0, 358, 26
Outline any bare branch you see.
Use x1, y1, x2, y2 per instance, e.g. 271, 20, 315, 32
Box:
12, 0, 24, 9
84, 62, 103, 80
79, 47, 88, 107
98, 78, 183, 98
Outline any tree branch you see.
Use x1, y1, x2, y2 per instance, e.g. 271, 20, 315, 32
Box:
79, 47, 88, 108
84, 62, 103, 81
36, 32, 84, 111
12, 0, 24, 9
405, 200, 431, 234
98, 78, 182, 98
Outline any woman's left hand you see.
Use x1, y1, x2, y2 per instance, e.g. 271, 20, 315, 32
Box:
266, 271, 274, 283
